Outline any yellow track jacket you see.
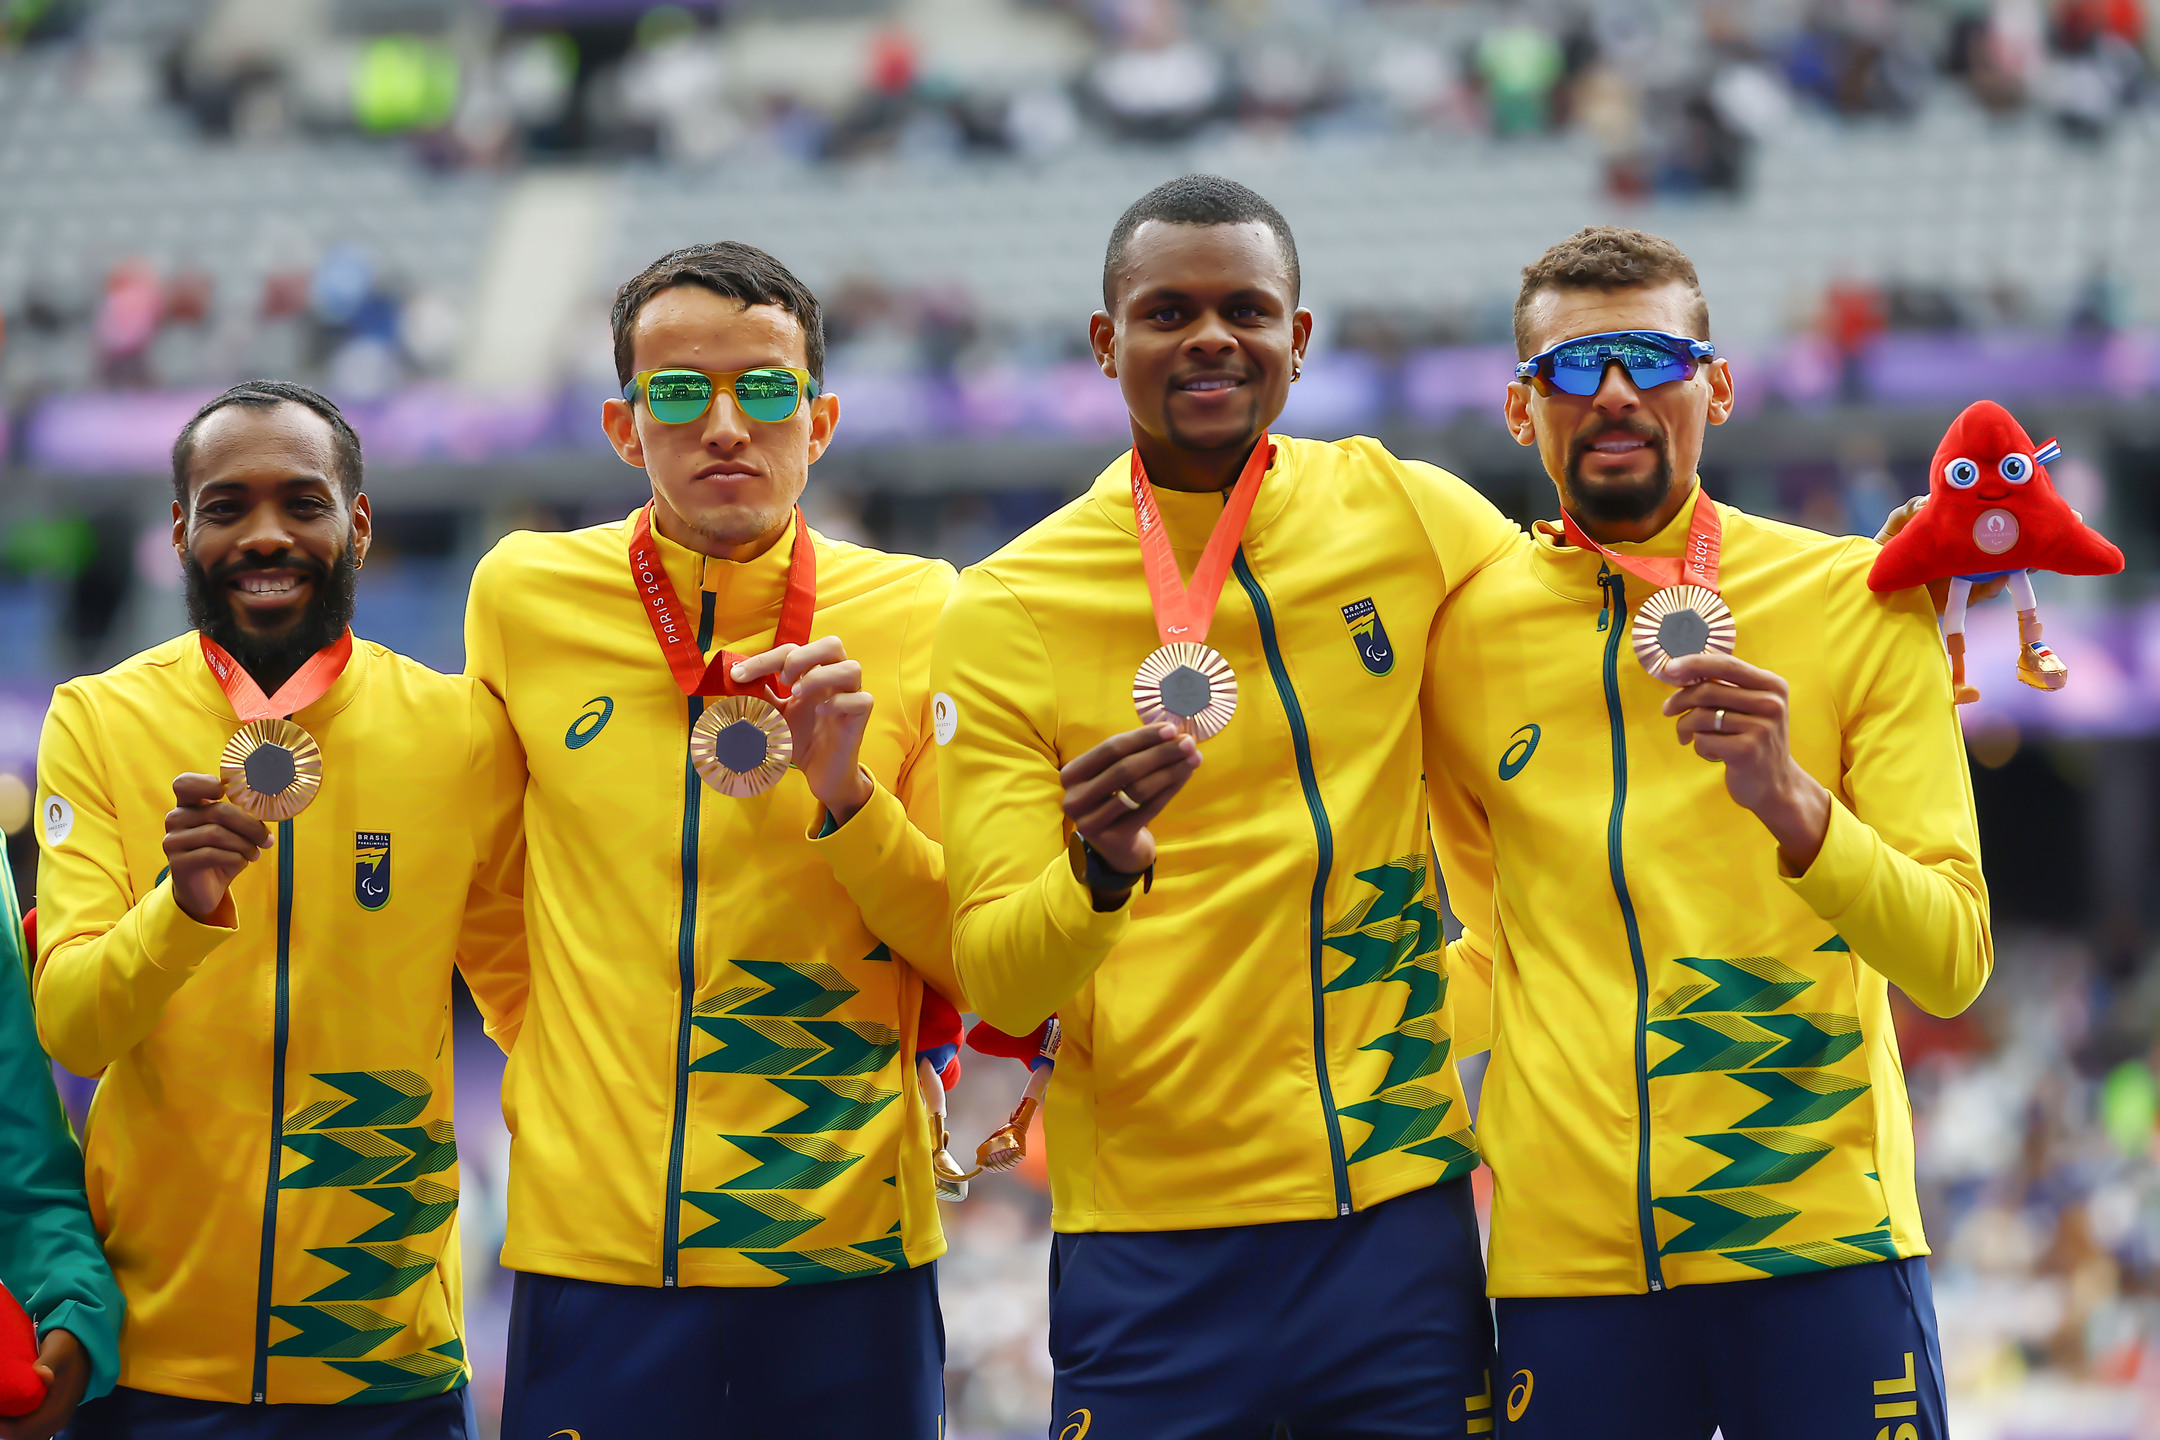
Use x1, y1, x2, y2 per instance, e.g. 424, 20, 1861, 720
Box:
465, 509, 959, 1288
1427, 485, 1991, 1297
936, 436, 1523, 1232
33, 634, 527, 1405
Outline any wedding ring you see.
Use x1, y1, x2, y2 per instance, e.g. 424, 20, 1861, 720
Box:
1715, 709, 1727, 733
1113, 788, 1141, 812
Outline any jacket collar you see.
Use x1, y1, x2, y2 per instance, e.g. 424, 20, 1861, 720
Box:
1087, 436, 1298, 556
184, 628, 372, 725
1529, 476, 1709, 607
626, 504, 803, 643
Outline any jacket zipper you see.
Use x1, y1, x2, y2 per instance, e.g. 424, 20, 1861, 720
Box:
1231, 550, 1352, 1216
662, 591, 718, 1286
1597, 569, 1664, 1292
251, 820, 296, 1401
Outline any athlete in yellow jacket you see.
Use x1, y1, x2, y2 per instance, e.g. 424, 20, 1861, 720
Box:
936, 176, 1522, 1437
35, 383, 525, 1440
1425, 228, 1988, 1438
468, 243, 958, 1440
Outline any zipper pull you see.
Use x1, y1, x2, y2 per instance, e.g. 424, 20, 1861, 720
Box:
1596, 566, 1615, 632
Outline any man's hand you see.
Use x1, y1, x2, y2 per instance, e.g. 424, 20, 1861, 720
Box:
1876, 497, 2012, 613
1660, 653, 1833, 873
734, 637, 876, 826
163, 773, 272, 923
0, 1328, 89, 1440
1059, 725, 1202, 889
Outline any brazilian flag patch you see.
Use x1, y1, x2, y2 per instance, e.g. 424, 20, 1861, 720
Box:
1340, 597, 1395, 676
355, 831, 391, 911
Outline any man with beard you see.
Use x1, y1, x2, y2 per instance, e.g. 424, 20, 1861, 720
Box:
32, 380, 526, 1439
465, 243, 959, 1440
1423, 228, 1987, 1437
932, 175, 1521, 1436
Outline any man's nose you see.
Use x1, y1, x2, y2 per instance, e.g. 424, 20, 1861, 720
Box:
701, 388, 752, 449
1590, 360, 1642, 414
235, 503, 298, 553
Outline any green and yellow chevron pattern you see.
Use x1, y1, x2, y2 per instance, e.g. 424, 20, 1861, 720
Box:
1324, 856, 1480, 1180
679, 946, 913, 1283
1647, 938, 1886, 1278
273, 1069, 465, 1403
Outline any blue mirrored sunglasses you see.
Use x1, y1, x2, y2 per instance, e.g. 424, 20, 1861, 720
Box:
1516, 330, 1716, 397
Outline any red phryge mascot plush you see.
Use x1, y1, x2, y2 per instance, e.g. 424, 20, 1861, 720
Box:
0, 1280, 46, 1418
1869, 400, 2123, 703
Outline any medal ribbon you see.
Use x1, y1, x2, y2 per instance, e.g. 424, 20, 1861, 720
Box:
1130, 433, 1273, 647
1559, 484, 1723, 594
628, 502, 817, 700
200, 630, 354, 721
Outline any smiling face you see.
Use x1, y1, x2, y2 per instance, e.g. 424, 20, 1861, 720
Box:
1505, 280, 1734, 541
1091, 219, 1312, 488
601, 285, 840, 561
172, 401, 370, 688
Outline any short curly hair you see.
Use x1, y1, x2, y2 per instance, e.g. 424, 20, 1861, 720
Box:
1514, 227, 1709, 358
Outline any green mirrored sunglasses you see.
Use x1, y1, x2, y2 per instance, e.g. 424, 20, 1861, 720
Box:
624, 366, 821, 425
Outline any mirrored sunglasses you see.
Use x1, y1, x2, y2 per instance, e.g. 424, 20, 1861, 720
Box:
1516, 331, 1716, 397
626, 367, 821, 425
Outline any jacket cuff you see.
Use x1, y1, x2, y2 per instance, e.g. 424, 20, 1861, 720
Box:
805, 770, 905, 882
36, 1299, 121, 1402
1781, 799, 1875, 919
140, 877, 238, 974
1042, 849, 1131, 947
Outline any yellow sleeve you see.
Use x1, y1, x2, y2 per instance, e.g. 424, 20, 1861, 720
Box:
934, 567, 1127, 1035
1390, 451, 1529, 591
456, 677, 529, 1054
463, 537, 514, 703
1783, 541, 1992, 1017
809, 563, 965, 1007
32, 684, 236, 1076
1422, 593, 1498, 1057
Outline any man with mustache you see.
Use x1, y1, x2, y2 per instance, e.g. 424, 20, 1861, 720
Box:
933, 175, 1522, 1436
1423, 228, 1987, 1437
33, 380, 527, 1439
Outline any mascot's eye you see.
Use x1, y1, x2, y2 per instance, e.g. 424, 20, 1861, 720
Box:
1999, 453, 2032, 483
1946, 458, 1980, 489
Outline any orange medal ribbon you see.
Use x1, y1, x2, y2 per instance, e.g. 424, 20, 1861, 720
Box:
1130, 433, 1273, 647
200, 629, 354, 720
1558, 484, 1723, 594
627, 502, 817, 701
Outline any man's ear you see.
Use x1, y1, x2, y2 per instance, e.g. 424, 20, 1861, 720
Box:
170, 499, 187, 565
1503, 380, 1539, 448
1089, 311, 1117, 380
601, 397, 646, 467
805, 392, 842, 466
1704, 357, 1735, 426
349, 493, 373, 568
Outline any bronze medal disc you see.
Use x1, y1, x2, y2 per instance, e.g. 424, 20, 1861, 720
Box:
1133, 642, 1238, 742
1631, 584, 1737, 683
690, 695, 793, 797
220, 718, 324, 823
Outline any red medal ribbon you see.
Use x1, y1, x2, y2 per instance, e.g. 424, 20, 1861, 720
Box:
1131, 433, 1273, 647
628, 502, 817, 700
1560, 484, 1723, 594
199, 630, 354, 721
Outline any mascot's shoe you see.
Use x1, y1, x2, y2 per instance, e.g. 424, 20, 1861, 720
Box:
2016, 612, 2068, 691
929, 1113, 971, 1202
1946, 633, 1981, 705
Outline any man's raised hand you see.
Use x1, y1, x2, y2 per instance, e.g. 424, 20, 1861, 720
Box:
733, 636, 876, 825
1060, 724, 1202, 887
163, 773, 272, 924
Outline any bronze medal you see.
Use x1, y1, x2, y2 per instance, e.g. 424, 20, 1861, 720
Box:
690, 695, 793, 798
220, 718, 324, 822
1631, 584, 1737, 683
1133, 642, 1239, 742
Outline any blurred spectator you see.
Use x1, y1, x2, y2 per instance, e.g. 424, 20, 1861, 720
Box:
93, 260, 160, 387
1473, 16, 1566, 134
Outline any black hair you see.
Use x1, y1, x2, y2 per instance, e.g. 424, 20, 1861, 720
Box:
611, 241, 826, 387
170, 380, 364, 504
1102, 174, 1301, 310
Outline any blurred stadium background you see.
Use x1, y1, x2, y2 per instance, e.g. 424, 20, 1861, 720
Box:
3, 0, 2159, 1434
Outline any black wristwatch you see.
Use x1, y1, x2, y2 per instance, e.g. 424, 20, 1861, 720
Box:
1067, 833, 1154, 912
